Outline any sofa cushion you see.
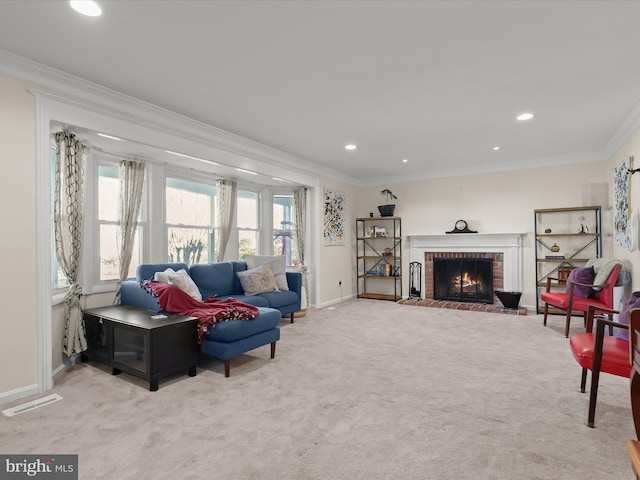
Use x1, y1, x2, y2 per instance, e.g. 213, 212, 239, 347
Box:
204, 307, 281, 342
245, 254, 289, 291
259, 290, 299, 310
189, 262, 235, 299
217, 294, 270, 308
230, 261, 248, 294
236, 264, 280, 296
168, 269, 202, 302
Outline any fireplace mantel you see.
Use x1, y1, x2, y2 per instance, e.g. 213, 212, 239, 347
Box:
407, 233, 525, 293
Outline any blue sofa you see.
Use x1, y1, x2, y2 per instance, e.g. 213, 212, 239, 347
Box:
120, 261, 302, 377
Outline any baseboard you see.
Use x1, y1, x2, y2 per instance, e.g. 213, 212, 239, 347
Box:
316, 293, 355, 310
0, 383, 39, 406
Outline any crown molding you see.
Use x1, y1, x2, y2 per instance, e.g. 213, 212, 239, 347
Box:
359, 151, 606, 187
603, 97, 640, 159
0, 49, 357, 186
2, 47, 638, 188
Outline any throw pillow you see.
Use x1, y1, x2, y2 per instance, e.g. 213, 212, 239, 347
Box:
615, 291, 640, 341
245, 255, 289, 291
565, 266, 595, 298
168, 269, 202, 302
236, 263, 280, 296
154, 268, 176, 284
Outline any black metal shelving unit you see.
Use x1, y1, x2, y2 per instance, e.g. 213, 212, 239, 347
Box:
356, 216, 402, 301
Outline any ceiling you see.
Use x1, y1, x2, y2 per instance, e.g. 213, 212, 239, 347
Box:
1, 0, 640, 186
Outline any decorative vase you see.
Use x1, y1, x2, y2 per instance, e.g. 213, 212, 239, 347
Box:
551, 243, 560, 252
378, 204, 396, 217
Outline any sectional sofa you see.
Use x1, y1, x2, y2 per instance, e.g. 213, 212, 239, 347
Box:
120, 261, 302, 376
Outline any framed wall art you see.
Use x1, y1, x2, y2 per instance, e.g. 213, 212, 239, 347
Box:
323, 188, 345, 246
614, 155, 635, 251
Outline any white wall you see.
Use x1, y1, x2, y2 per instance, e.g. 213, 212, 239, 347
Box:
0, 75, 38, 398
316, 177, 359, 307
355, 162, 610, 308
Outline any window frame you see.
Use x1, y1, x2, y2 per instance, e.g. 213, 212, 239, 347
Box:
236, 187, 262, 260
164, 169, 218, 265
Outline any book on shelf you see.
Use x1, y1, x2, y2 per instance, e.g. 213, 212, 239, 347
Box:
545, 253, 565, 259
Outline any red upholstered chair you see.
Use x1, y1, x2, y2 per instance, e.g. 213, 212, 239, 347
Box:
542, 263, 621, 338
569, 305, 631, 427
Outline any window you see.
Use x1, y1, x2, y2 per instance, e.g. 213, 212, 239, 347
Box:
98, 164, 142, 281
273, 194, 297, 266
166, 177, 216, 264
237, 190, 259, 260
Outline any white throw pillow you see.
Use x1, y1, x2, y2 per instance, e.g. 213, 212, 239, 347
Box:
245, 255, 289, 291
236, 263, 280, 296
168, 269, 202, 302
153, 268, 176, 284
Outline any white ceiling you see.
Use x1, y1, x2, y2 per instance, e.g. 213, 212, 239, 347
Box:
1, 0, 640, 185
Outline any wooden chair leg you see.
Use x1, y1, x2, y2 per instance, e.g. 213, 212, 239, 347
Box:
290, 312, 294, 323
270, 341, 276, 359
588, 318, 607, 428
580, 367, 588, 393
588, 366, 601, 428
631, 370, 640, 439
565, 310, 572, 338
224, 360, 230, 378
543, 303, 549, 326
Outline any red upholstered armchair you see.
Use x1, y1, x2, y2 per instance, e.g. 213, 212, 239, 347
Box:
569, 305, 631, 427
541, 262, 621, 338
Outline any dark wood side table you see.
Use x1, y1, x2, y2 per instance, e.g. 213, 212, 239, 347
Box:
82, 305, 198, 391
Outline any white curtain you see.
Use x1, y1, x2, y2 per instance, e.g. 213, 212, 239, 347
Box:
113, 158, 145, 304
216, 178, 237, 262
54, 130, 88, 357
293, 187, 309, 308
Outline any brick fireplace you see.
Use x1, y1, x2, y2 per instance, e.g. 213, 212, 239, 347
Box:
406, 233, 525, 313
426, 251, 503, 302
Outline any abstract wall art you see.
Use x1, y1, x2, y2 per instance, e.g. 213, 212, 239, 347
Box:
323, 188, 345, 246
614, 155, 635, 251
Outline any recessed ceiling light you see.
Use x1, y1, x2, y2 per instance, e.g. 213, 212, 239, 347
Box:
493, 146, 500, 151
97, 133, 124, 141
165, 150, 218, 165
236, 168, 258, 175
345, 144, 357, 151
69, 0, 102, 17
516, 112, 534, 121
402, 158, 408, 163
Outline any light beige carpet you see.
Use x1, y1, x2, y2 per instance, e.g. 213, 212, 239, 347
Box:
1, 299, 636, 479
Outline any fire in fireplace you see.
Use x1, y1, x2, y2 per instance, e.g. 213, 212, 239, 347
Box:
433, 257, 493, 304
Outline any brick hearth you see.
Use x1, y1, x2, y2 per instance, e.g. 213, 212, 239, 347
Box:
403, 251, 527, 315
406, 233, 526, 315
399, 297, 527, 316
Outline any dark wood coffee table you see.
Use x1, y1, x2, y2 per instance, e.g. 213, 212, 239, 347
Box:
82, 305, 198, 391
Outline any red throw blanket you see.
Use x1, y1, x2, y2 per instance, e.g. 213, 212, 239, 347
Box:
142, 281, 260, 343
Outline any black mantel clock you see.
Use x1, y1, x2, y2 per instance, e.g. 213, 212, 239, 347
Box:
446, 219, 477, 234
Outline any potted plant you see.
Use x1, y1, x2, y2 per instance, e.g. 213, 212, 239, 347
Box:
378, 189, 397, 217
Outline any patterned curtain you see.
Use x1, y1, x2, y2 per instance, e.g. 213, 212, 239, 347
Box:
215, 178, 237, 262
54, 130, 87, 357
293, 187, 309, 307
113, 158, 145, 304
